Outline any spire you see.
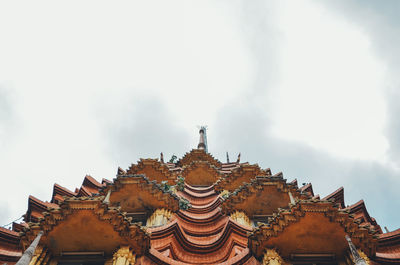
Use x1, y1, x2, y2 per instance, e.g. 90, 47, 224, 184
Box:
197, 126, 208, 152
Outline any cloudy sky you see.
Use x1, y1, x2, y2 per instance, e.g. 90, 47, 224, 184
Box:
0, 0, 399, 230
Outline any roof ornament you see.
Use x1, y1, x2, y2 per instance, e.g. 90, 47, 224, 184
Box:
226, 152, 230, 163
236, 153, 241, 163
345, 235, 368, 265
16, 231, 43, 265
160, 152, 164, 163
197, 126, 208, 153
103, 189, 111, 204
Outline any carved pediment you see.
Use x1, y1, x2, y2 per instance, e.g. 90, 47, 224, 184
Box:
249, 201, 377, 259
181, 161, 224, 186
105, 174, 181, 213
126, 159, 177, 184
21, 197, 149, 256
221, 174, 305, 217
215, 164, 269, 192
178, 149, 222, 168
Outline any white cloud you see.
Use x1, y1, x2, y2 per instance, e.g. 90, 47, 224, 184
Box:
270, 0, 388, 161
0, 0, 398, 230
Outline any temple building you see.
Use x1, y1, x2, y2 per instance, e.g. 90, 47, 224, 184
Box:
1, 128, 399, 265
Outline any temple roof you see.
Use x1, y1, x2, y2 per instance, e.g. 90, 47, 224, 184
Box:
323, 186, 345, 208
249, 200, 378, 258
102, 174, 182, 213
2, 130, 399, 264
20, 197, 149, 256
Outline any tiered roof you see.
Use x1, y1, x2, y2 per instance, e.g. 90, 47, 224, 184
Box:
0, 130, 398, 265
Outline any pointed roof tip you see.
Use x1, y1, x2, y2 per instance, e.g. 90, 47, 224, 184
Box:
117, 167, 126, 175
197, 126, 208, 152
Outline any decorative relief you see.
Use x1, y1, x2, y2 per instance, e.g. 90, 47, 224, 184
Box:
262, 249, 284, 265
112, 246, 136, 265
230, 211, 251, 227
356, 249, 370, 265
28, 245, 50, 265
146, 208, 173, 227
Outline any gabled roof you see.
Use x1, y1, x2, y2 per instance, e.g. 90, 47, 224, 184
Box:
300, 183, 314, 197
322, 186, 345, 209
178, 149, 222, 168
25, 195, 59, 223
214, 164, 269, 192
20, 197, 149, 256
249, 200, 378, 258
127, 158, 177, 184
103, 174, 182, 213
221, 173, 307, 217
181, 161, 224, 186
346, 200, 382, 234
51, 183, 77, 203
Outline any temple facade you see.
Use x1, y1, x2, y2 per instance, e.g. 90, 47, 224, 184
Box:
1, 129, 399, 265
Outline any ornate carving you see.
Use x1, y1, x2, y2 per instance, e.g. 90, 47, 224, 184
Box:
357, 250, 370, 265
345, 235, 368, 265
104, 174, 181, 213
214, 164, 267, 192
178, 149, 222, 168
146, 209, 173, 227
262, 249, 284, 265
20, 198, 149, 256
28, 245, 50, 265
126, 159, 177, 184
230, 211, 251, 227
221, 175, 307, 217
181, 161, 224, 186
113, 246, 136, 265
249, 201, 377, 258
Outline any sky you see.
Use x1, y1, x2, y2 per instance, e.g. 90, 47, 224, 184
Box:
0, 0, 399, 230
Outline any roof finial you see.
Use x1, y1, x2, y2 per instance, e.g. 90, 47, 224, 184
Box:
236, 153, 241, 163
345, 235, 368, 265
197, 126, 208, 152
226, 152, 230, 163
160, 152, 164, 163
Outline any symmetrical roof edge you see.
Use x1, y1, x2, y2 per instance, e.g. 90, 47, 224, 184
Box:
249, 199, 378, 258
102, 174, 183, 212
20, 196, 150, 254
220, 174, 309, 215
177, 149, 222, 168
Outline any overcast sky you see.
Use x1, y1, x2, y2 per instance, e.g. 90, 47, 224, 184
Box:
0, 0, 399, 230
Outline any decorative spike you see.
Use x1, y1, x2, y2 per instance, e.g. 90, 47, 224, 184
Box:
288, 191, 295, 205
16, 231, 43, 265
345, 235, 368, 265
103, 189, 111, 204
